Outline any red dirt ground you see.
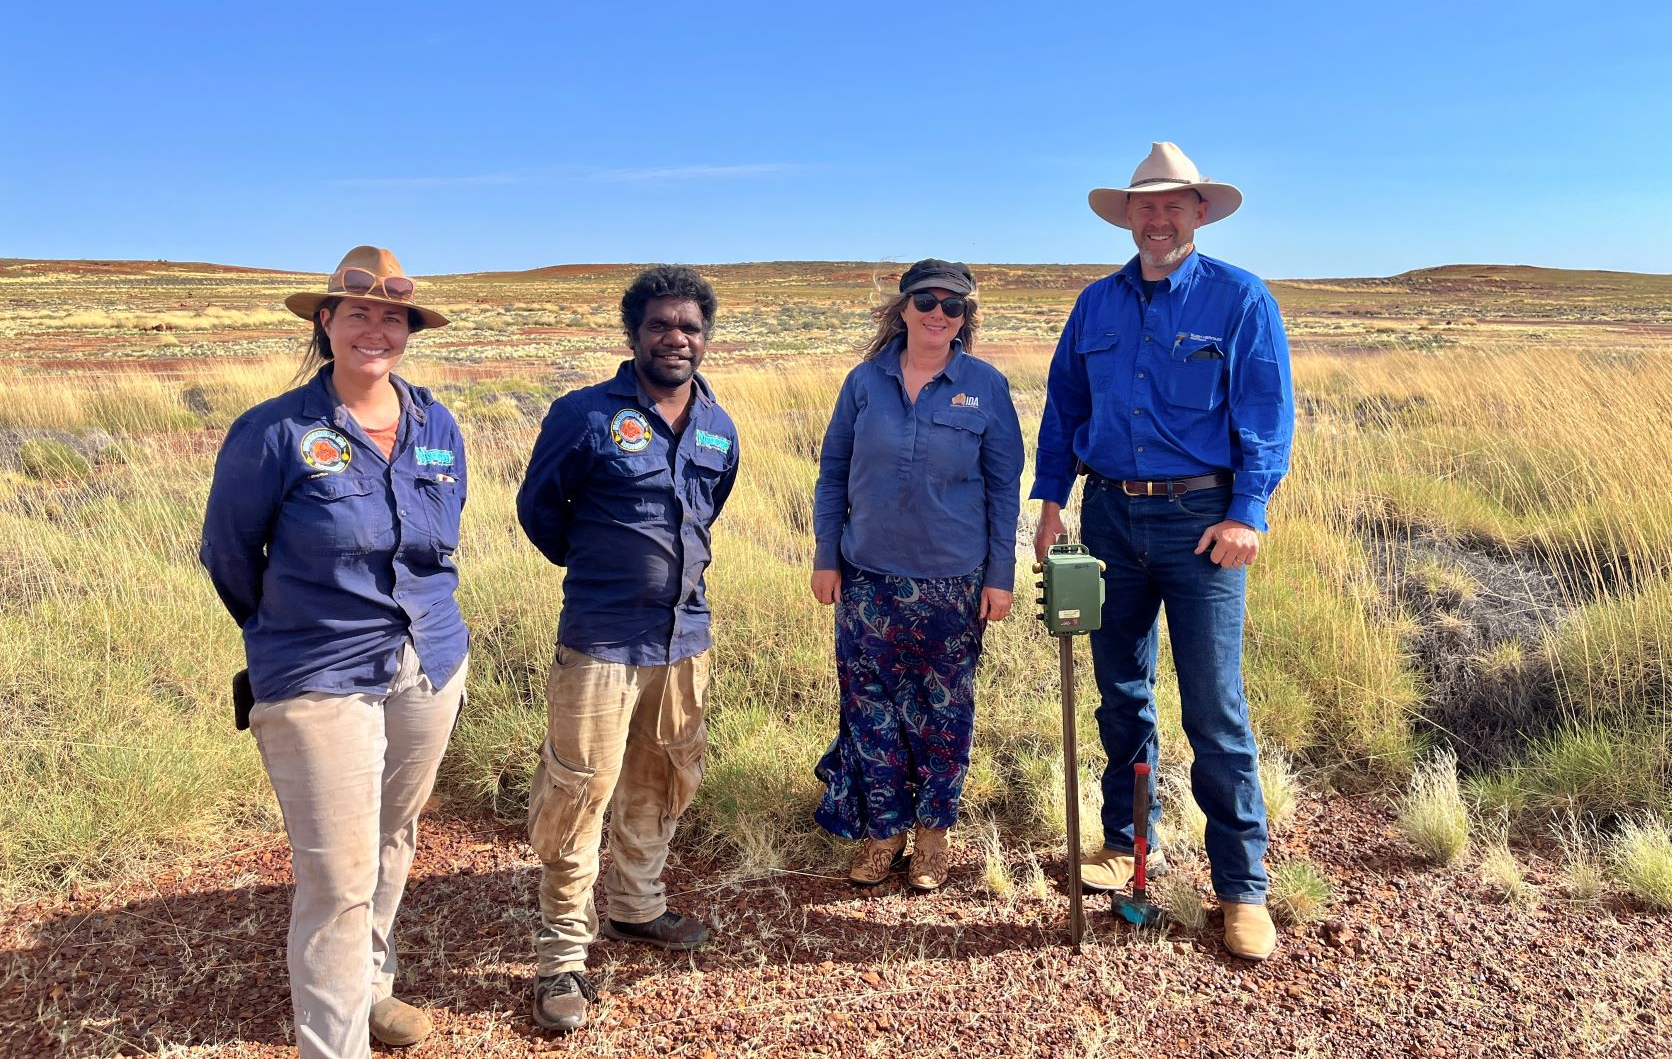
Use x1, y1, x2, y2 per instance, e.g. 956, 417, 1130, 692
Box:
3, 793, 1666, 1058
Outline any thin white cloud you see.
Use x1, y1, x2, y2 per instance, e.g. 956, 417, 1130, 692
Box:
330, 162, 800, 189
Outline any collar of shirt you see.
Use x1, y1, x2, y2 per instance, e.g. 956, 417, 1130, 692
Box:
1115, 249, 1203, 301
299, 364, 433, 428
603, 359, 718, 418
877, 335, 969, 385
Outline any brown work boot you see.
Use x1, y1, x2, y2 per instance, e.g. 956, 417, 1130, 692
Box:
531, 970, 596, 1033
1222, 901, 1277, 960
1081, 847, 1168, 892
368, 996, 432, 1047
848, 832, 908, 886
908, 827, 951, 890
601, 910, 710, 951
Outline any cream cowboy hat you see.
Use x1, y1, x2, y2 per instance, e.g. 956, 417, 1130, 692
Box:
1088, 142, 1243, 229
284, 245, 449, 330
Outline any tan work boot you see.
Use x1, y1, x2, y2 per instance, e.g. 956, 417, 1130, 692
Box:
1222, 901, 1277, 960
908, 827, 951, 891
1081, 847, 1168, 892
849, 832, 907, 886
369, 996, 433, 1047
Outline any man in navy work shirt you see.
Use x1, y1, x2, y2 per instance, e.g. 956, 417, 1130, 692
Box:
1032, 142, 1294, 961
516, 266, 739, 1033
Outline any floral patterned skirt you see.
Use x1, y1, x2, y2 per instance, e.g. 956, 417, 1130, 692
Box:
813, 563, 985, 840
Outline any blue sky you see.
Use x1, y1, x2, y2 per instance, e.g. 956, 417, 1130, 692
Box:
4, 1, 1669, 279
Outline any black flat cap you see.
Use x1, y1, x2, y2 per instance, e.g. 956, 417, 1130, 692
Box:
899, 258, 976, 296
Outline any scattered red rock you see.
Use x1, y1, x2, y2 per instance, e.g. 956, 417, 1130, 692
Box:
3, 794, 1667, 1057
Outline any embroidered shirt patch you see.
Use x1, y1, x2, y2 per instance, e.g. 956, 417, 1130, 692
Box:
611, 409, 652, 453
415, 446, 454, 467
950, 393, 980, 409
300, 428, 352, 473
694, 428, 732, 454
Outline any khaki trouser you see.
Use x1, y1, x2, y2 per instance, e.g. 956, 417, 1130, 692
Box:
529, 644, 709, 975
250, 644, 466, 1059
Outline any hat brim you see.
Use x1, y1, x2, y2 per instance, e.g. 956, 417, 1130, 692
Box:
1088, 182, 1243, 229
285, 291, 450, 330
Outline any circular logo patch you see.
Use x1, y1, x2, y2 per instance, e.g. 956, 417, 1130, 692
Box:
610, 409, 652, 453
300, 427, 353, 473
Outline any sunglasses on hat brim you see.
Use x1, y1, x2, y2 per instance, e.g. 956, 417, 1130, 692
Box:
330, 267, 416, 302
908, 292, 968, 318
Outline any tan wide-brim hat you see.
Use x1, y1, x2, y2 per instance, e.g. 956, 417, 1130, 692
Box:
284, 245, 449, 330
1088, 142, 1243, 229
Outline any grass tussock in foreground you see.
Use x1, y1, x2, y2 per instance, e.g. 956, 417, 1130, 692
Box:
1, 330, 1670, 895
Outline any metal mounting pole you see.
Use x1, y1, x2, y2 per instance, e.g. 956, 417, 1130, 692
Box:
1060, 632, 1084, 953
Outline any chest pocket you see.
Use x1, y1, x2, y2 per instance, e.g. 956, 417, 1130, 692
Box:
287, 474, 381, 553
1160, 340, 1226, 412
928, 408, 987, 483
683, 442, 731, 513
607, 452, 669, 520
413, 473, 463, 556
1076, 334, 1124, 391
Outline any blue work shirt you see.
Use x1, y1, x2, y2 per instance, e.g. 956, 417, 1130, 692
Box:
1031, 251, 1294, 531
200, 366, 469, 702
517, 361, 740, 666
813, 337, 1025, 591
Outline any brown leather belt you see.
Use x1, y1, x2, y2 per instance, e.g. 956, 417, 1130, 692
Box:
1094, 470, 1233, 497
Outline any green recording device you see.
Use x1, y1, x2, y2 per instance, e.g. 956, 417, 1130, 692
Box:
1033, 540, 1106, 636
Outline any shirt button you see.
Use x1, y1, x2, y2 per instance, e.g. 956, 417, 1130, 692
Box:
399, 510, 408, 517
1137, 446, 1145, 453
1142, 336, 1151, 342
1133, 408, 1142, 415
1137, 372, 1146, 379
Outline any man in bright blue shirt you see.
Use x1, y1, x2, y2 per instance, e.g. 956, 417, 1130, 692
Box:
1032, 143, 1294, 961
516, 266, 739, 1033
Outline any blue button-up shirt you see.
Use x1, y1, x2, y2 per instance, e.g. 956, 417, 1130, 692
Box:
1031, 251, 1294, 531
814, 338, 1025, 591
200, 366, 470, 702
517, 361, 740, 666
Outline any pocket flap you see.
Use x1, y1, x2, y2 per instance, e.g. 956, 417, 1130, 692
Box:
297, 474, 376, 500
931, 408, 987, 434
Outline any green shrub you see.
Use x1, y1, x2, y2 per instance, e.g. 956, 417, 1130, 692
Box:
1397, 749, 1471, 865
1268, 858, 1333, 925
1607, 815, 1672, 910
18, 439, 91, 481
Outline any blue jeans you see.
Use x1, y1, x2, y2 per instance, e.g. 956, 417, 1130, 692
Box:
1080, 480, 1268, 903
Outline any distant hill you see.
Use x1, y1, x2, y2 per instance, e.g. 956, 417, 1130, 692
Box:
0, 259, 308, 278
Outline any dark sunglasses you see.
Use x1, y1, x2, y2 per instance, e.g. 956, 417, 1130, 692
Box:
909, 291, 968, 318
331, 266, 416, 302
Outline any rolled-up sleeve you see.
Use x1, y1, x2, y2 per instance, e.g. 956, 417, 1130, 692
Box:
812, 372, 860, 571
1224, 289, 1294, 532
981, 376, 1025, 591
199, 417, 282, 627
1030, 297, 1090, 506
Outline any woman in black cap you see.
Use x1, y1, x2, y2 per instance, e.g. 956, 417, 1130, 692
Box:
809, 259, 1025, 890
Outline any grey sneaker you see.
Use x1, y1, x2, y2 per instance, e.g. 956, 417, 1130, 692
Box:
532, 971, 597, 1033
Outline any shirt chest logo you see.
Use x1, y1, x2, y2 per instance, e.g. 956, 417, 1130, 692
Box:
610, 409, 653, 453
300, 427, 352, 473
694, 428, 732, 454
950, 392, 980, 409
415, 446, 454, 467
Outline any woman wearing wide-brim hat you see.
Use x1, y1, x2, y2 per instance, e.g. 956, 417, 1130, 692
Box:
201, 246, 468, 1057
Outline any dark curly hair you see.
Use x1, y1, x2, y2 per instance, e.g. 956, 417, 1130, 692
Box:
620, 265, 717, 340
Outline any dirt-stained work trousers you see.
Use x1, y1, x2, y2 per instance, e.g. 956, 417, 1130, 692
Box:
529, 644, 709, 975
250, 642, 466, 1059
